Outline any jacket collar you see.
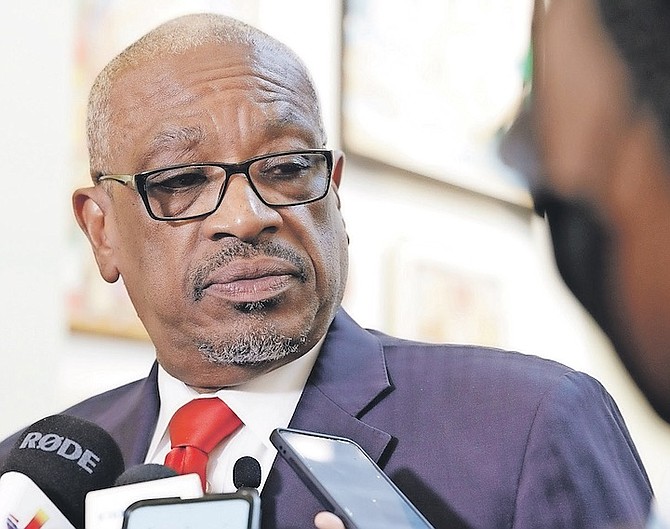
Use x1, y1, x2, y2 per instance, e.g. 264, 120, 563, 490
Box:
287, 309, 393, 460
261, 309, 394, 528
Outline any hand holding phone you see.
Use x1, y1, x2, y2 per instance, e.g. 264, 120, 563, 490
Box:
271, 428, 434, 529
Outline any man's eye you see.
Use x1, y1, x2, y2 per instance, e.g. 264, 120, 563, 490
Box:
147, 170, 208, 190
263, 161, 310, 179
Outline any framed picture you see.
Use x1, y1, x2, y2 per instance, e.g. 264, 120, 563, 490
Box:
385, 241, 506, 347
341, 0, 534, 206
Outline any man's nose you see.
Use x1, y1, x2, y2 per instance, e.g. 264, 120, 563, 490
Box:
199, 172, 282, 241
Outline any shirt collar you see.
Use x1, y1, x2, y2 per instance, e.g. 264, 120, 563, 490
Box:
149, 337, 323, 457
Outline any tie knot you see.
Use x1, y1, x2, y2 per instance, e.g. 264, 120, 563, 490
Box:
168, 398, 242, 453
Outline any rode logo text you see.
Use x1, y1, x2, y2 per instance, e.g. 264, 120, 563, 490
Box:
19, 432, 100, 474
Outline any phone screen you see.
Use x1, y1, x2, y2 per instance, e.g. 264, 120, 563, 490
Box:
122, 493, 257, 529
272, 428, 434, 529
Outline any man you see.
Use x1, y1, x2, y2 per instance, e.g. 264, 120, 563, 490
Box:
500, 0, 670, 524
0, 13, 652, 529
503, 0, 670, 428
530, 0, 670, 425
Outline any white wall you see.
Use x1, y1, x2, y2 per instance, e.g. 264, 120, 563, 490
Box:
1, 2, 74, 430
2, 0, 669, 499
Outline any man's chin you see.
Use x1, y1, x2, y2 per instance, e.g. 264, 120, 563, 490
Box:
195, 325, 308, 367
232, 297, 280, 313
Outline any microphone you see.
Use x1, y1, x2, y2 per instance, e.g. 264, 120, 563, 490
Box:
233, 456, 261, 490
232, 457, 262, 529
0, 472, 76, 529
0, 414, 125, 529
85, 464, 203, 529
114, 463, 178, 486
106, 460, 261, 529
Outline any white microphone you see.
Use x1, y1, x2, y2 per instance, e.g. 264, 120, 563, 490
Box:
0, 472, 75, 529
84, 464, 203, 529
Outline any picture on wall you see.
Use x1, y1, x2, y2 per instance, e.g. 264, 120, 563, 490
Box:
342, 0, 534, 206
385, 241, 506, 347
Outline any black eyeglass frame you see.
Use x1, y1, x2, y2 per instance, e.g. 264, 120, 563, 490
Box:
97, 149, 334, 221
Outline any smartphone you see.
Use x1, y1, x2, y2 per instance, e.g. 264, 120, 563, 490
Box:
270, 428, 435, 529
121, 489, 261, 529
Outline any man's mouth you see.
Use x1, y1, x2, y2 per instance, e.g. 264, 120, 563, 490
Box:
190, 241, 308, 302
198, 259, 301, 303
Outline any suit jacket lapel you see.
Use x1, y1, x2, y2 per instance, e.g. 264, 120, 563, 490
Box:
262, 309, 393, 528
90, 362, 160, 468
289, 309, 393, 459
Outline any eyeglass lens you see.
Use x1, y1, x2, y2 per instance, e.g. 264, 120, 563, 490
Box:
143, 152, 330, 219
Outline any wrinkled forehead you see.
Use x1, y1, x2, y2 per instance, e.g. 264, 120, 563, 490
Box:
104, 41, 325, 163
110, 40, 319, 112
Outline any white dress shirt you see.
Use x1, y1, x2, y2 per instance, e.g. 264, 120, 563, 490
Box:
144, 339, 323, 493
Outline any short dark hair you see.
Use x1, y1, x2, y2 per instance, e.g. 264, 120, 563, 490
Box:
597, 0, 670, 148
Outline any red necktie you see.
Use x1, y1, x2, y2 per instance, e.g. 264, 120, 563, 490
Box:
164, 398, 242, 490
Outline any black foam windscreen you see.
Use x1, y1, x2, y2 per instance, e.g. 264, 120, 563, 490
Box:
1, 414, 125, 529
233, 456, 261, 489
114, 463, 178, 486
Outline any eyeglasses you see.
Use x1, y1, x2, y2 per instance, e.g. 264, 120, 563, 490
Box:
97, 149, 334, 221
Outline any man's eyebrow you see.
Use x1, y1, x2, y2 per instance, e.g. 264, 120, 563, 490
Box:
263, 108, 322, 145
262, 97, 325, 141
138, 109, 321, 169
141, 126, 206, 167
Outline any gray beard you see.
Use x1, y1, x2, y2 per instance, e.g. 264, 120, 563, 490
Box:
196, 328, 308, 366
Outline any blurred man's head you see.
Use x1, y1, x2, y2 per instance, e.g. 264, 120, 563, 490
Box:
73, 14, 348, 391
504, 0, 670, 421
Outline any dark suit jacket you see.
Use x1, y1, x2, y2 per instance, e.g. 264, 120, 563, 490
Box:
0, 310, 652, 529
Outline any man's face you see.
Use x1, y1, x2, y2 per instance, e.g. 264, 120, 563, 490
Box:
77, 42, 348, 390
512, 0, 670, 420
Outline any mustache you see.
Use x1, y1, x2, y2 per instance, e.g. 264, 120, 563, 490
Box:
189, 240, 308, 301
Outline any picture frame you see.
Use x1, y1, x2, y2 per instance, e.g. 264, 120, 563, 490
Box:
341, 0, 534, 207
385, 241, 506, 347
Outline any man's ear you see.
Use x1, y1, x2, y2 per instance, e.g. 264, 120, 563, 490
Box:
329, 150, 349, 243
331, 150, 345, 189
330, 150, 346, 211
72, 186, 120, 283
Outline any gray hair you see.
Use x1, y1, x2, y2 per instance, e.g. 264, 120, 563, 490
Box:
87, 13, 325, 179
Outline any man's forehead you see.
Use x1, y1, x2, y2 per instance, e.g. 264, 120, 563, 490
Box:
99, 37, 324, 166
114, 41, 258, 83
109, 40, 314, 108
